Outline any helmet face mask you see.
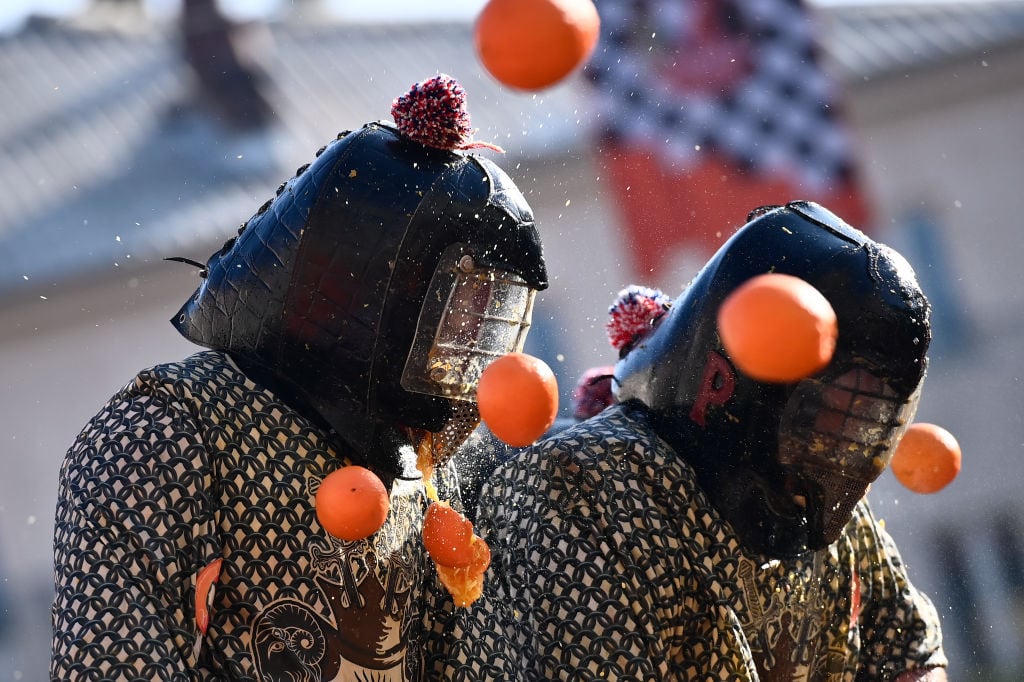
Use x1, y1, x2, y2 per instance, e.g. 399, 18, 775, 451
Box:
777, 368, 922, 548
614, 201, 931, 559
401, 244, 536, 402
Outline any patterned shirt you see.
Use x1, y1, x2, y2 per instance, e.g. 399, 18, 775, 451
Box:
430, 403, 946, 681
51, 351, 451, 681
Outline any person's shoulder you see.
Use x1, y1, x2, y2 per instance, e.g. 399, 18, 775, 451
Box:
60, 356, 225, 508
846, 498, 882, 536
538, 402, 657, 451
501, 404, 671, 502
135, 349, 241, 386
130, 350, 254, 405
840, 498, 902, 560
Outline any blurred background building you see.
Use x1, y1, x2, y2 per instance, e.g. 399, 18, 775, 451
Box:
1, 0, 1023, 678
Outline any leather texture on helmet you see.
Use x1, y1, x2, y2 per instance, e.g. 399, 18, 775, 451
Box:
172, 123, 546, 466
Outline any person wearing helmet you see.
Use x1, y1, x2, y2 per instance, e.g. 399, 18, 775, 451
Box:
50, 75, 547, 681
435, 201, 946, 680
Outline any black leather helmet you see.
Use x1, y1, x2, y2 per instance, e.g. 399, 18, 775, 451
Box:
173, 110, 546, 469
615, 201, 930, 557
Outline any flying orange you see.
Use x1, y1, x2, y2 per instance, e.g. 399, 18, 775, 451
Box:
315, 465, 390, 541
717, 273, 838, 383
477, 352, 559, 447
891, 422, 962, 494
474, 0, 601, 91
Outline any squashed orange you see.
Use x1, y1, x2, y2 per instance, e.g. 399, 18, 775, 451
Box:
423, 502, 475, 568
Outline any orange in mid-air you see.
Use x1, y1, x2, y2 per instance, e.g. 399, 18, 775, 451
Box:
891, 422, 962, 494
717, 273, 838, 383
315, 465, 390, 541
477, 352, 559, 447
474, 0, 601, 91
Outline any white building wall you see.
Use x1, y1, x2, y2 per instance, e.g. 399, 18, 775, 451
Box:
848, 46, 1024, 678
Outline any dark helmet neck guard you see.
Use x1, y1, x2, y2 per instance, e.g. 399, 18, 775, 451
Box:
172, 122, 546, 468
615, 201, 930, 558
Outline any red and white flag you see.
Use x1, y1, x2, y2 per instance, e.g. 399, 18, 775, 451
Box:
586, 0, 870, 277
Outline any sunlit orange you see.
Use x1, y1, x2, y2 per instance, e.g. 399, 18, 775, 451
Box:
477, 352, 559, 447
423, 502, 475, 568
315, 465, 389, 541
717, 273, 838, 383
474, 0, 601, 91
891, 422, 962, 494
436, 536, 492, 607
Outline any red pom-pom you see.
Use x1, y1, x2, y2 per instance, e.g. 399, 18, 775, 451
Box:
571, 365, 615, 420
606, 286, 671, 354
391, 74, 503, 152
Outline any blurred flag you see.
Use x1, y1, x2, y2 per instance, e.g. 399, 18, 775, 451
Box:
586, 0, 870, 276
